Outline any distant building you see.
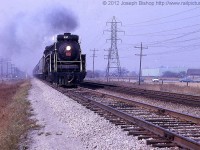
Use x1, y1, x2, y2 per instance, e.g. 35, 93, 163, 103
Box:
187, 69, 200, 77
142, 67, 188, 77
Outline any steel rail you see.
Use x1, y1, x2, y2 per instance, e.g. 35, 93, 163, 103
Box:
114, 87, 200, 105
68, 91, 200, 150
80, 88, 200, 125
42, 80, 200, 149
82, 81, 200, 107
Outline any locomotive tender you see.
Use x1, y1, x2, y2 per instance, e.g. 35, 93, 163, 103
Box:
33, 33, 86, 86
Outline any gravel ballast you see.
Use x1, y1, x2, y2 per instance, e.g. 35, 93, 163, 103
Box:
96, 89, 200, 117
27, 79, 158, 150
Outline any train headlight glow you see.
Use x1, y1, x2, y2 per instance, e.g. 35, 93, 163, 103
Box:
66, 46, 71, 51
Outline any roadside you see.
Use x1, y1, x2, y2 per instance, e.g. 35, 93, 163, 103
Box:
0, 80, 36, 150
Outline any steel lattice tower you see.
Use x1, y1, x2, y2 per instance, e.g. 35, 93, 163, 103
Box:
104, 16, 124, 80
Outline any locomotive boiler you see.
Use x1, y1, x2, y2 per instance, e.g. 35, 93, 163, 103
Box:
33, 33, 86, 86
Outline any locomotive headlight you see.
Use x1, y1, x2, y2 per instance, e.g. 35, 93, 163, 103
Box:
66, 46, 72, 51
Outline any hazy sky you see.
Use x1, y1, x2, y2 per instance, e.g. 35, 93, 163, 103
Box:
0, 0, 200, 73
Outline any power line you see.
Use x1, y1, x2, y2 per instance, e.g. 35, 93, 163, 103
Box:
147, 28, 200, 45
159, 36, 200, 44
124, 33, 189, 37
119, 42, 200, 57
123, 14, 200, 27
123, 6, 200, 26
122, 30, 200, 48
147, 46, 200, 56
123, 23, 200, 37
147, 37, 200, 46
148, 44, 200, 48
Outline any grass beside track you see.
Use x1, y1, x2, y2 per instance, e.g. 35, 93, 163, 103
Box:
102, 80, 200, 95
0, 80, 36, 149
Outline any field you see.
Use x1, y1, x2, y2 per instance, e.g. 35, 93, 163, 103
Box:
136, 82, 200, 95
0, 81, 36, 149
91, 77, 200, 95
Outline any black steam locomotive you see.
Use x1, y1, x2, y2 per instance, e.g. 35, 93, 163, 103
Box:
33, 33, 86, 86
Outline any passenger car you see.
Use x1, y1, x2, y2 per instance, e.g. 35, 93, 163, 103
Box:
179, 78, 193, 82
152, 78, 159, 82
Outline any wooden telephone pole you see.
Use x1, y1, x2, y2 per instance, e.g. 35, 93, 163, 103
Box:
135, 42, 148, 85
90, 49, 98, 78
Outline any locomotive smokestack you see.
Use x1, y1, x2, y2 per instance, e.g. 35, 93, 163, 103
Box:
64, 33, 71, 36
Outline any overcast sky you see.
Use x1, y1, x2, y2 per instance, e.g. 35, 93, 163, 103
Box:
0, 0, 200, 73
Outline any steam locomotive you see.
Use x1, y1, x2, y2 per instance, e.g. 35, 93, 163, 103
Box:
33, 33, 86, 86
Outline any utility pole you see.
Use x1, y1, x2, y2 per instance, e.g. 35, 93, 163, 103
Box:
0, 58, 3, 77
11, 64, 14, 78
7, 61, 9, 78
104, 49, 110, 81
104, 16, 124, 81
13, 67, 16, 78
90, 49, 98, 78
135, 42, 148, 85
6, 59, 11, 78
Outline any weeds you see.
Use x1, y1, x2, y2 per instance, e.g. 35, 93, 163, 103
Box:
0, 81, 36, 150
110, 81, 200, 95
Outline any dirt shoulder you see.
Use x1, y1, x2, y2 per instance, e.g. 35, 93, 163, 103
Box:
0, 80, 36, 150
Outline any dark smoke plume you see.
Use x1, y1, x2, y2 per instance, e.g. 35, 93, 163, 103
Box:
0, 4, 78, 73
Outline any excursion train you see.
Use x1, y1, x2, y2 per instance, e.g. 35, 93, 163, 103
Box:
33, 33, 86, 86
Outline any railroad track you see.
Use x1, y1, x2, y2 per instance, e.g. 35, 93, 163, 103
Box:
53, 86, 200, 149
40, 79, 200, 149
81, 81, 200, 107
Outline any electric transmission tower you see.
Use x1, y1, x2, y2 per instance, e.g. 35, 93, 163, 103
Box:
104, 16, 124, 81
